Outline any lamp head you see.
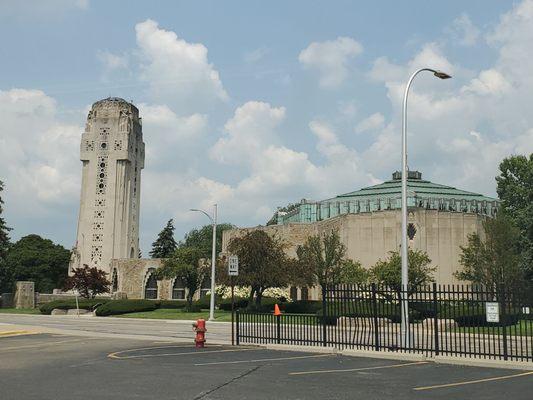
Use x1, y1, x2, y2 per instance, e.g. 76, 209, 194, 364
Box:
434, 71, 452, 79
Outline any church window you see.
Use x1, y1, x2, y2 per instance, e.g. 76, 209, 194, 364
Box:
95, 210, 104, 219
92, 233, 103, 242
93, 222, 103, 230
144, 273, 158, 300
172, 278, 186, 300
407, 223, 417, 240
114, 140, 123, 151
290, 286, 298, 302
300, 287, 309, 301
84, 140, 94, 151
111, 269, 118, 292
200, 277, 210, 299
100, 142, 107, 149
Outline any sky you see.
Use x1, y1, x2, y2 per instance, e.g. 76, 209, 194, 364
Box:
0, 0, 532, 255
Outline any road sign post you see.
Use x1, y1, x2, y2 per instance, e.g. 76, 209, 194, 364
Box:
228, 255, 239, 345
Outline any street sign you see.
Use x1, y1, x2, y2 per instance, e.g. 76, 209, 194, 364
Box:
228, 255, 239, 276
485, 302, 500, 323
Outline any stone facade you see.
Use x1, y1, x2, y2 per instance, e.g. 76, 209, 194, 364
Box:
222, 208, 486, 287
13, 281, 35, 309
69, 97, 145, 275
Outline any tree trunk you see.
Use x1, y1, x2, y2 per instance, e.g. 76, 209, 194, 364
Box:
255, 289, 263, 307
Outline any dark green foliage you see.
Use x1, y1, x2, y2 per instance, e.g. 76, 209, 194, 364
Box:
283, 300, 322, 314
3, 234, 70, 293
496, 154, 533, 278
455, 212, 524, 291
266, 203, 299, 226
39, 299, 109, 315
454, 313, 520, 327
150, 219, 178, 258
180, 223, 234, 259
154, 247, 209, 310
156, 300, 187, 309
0, 180, 11, 292
95, 300, 158, 316
218, 297, 249, 311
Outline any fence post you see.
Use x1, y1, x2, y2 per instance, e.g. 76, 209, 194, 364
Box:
371, 283, 380, 351
276, 314, 281, 344
236, 310, 240, 346
500, 285, 508, 361
322, 286, 327, 347
432, 283, 439, 356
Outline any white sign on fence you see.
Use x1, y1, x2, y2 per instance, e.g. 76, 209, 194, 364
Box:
228, 255, 239, 276
485, 302, 500, 323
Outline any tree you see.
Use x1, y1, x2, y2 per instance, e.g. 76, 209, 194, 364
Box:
0, 180, 12, 292
3, 234, 70, 293
266, 203, 300, 226
180, 223, 234, 259
370, 249, 436, 296
64, 265, 110, 299
150, 219, 178, 258
455, 212, 524, 292
226, 230, 291, 307
154, 247, 209, 310
296, 231, 360, 290
496, 154, 533, 278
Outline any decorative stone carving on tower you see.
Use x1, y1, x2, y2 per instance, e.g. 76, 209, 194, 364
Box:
69, 97, 145, 274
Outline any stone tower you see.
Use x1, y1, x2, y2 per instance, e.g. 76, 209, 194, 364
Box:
69, 97, 145, 274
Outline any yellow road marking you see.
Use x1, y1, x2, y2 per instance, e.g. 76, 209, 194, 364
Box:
195, 354, 332, 366
290, 361, 429, 376
108, 348, 259, 360
0, 330, 39, 337
0, 338, 98, 352
414, 371, 533, 391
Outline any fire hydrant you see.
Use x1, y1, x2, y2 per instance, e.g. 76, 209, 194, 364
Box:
192, 319, 206, 348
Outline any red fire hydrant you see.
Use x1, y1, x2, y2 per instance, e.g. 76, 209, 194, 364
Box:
192, 319, 206, 348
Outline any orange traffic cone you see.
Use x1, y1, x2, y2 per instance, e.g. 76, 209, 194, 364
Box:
274, 304, 281, 316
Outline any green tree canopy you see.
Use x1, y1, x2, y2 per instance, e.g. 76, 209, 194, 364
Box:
154, 246, 209, 310
149, 219, 178, 258
180, 223, 234, 259
455, 212, 524, 292
296, 230, 365, 290
226, 230, 291, 306
0, 180, 12, 292
496, 153, 533, 278
3, 234, 70, 293
370, 249, 436, 294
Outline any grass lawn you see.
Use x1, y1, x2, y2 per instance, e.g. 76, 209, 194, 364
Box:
0, 308, 41, 315
116, 308, 234, 321
452, 320, 533, 336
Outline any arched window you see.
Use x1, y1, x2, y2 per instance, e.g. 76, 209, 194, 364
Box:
144, 273, 158, 299
172, 278, 185, 300
290, 286, 298, 302
300, 287, 309, 301
111, 269, 118, 292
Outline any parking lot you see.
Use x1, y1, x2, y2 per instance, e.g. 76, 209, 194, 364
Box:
1, 332, 532, 400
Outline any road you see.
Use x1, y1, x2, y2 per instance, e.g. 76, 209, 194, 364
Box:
0, 313, 232, 344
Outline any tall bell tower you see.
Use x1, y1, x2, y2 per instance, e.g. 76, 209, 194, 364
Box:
69, 97, 145, 274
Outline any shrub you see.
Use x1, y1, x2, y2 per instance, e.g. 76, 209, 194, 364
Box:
283, 300, 322, 314
157, 300, 187, 309
246, 297, 280, 312
39, 299, 109, 315
95, 300, 158, 316
219, 297, 249, 311
454, 313, 521, 327
183, 303, 202, 312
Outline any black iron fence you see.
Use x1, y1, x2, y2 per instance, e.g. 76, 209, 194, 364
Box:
236, 283, 533, 361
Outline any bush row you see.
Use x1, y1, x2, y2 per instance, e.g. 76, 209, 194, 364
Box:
39, 299, 109, 315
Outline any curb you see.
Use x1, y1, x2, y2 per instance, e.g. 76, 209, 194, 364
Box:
434, 355, 533, 371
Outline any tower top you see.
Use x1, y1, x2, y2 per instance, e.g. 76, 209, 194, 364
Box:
92, 97, 138, 111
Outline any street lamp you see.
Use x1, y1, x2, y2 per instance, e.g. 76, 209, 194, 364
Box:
190, 204, 218, 321
401, 68, 451, 348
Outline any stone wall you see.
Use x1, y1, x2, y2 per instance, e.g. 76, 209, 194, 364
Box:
222, 208, 485, 285
14, 281, 35, 309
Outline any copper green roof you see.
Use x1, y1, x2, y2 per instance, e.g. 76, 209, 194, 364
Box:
276, 171, 499, 225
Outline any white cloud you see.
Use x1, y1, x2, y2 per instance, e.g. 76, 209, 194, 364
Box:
244, 47, 269, 64
135, 19, 228, 112
97, 50, 129, 72
447, 13, 480, 46
210, 101, 286, 164
299, 37, 363, 88
355, 113, 385, 134
461, 69, 511, 96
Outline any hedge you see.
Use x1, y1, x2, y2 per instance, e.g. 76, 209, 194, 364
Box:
39, 299, 109, 315
157, 300, 187, 309
219, 297, 249, 311
454, 313, 521, 327
95, 300, 158, 316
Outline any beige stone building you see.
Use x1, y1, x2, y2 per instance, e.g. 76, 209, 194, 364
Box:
69, 98, 145, 275
222, 171, 498, 300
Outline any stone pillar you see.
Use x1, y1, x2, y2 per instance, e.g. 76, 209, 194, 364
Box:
14, 281, 35, 309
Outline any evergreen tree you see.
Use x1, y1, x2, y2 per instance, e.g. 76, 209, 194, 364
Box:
0, 180, 12, 292
149, 219, 178, 258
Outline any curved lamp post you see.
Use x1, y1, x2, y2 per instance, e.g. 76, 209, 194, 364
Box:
190, 204, 218, 321
401, 69, 451, 348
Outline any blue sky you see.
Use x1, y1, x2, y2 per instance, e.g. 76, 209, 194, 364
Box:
0, 0, 531, 254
